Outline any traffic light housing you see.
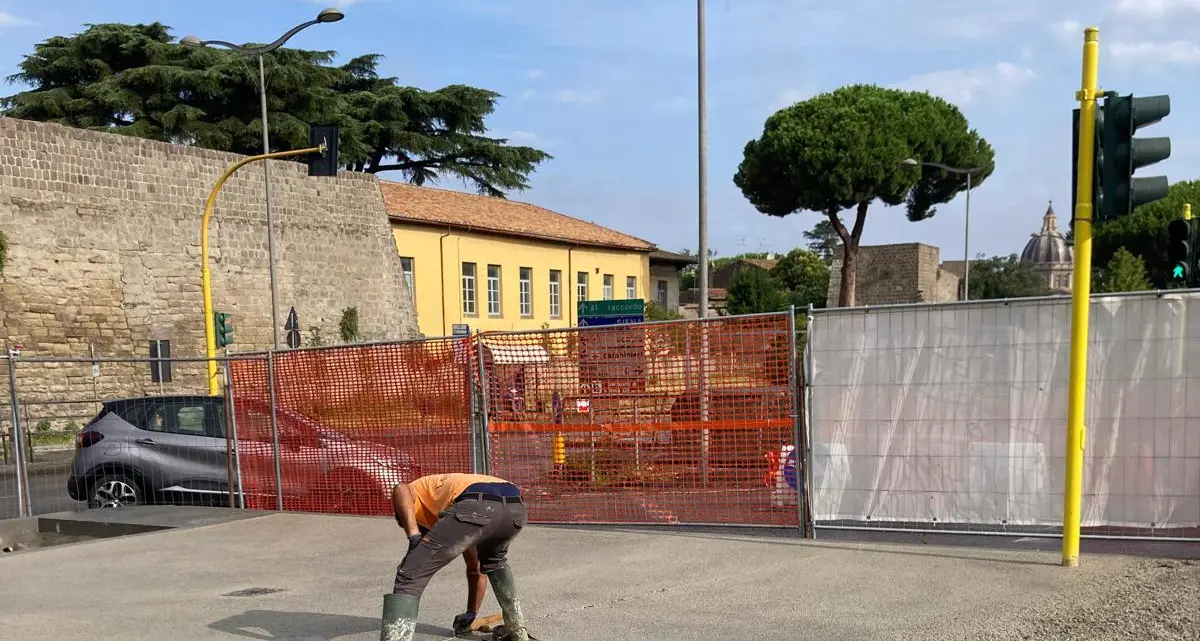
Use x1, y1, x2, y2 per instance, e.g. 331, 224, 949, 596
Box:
1167, 218, 1193, 284
214, 312, 235, 348
308, 124, 340, 177
1097, 93, 1171, 221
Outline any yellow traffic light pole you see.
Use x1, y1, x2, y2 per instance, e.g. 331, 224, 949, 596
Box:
202, 145, 326, 395
1063, 26, 1100, 568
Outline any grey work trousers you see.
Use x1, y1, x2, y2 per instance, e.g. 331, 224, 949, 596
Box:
393, 496, 528, 597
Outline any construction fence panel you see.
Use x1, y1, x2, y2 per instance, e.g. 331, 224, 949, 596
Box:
227, 337, 475, 517
1, 353, 249, 519
477, 312, 802, 527
806, 292, 1200, 539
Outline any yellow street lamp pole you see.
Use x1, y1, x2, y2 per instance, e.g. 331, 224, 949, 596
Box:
1062, 26, 1101, 568
202, 145, 325, 395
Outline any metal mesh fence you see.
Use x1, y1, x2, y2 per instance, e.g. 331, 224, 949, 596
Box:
227, 338, 472, 516
1, 354, 242, 519
806, 292, 1200, 540
477, 312, 802, 527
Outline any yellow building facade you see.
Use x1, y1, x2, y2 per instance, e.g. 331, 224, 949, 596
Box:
381, 182, 655, 337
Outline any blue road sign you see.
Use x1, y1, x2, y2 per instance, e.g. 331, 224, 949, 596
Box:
578, 314, 644, 327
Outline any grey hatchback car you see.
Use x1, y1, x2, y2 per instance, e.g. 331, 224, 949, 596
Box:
67, 394, 422, 513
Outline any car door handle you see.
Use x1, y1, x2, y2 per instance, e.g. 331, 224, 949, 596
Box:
135, 438, 158, 446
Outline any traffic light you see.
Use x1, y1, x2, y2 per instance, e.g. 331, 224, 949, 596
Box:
1071, 107, 1102, 216
1098, 93, 1171, 221
214, 312, 235, 348
308, 124, 340, 177
1167, 218, 1193, 284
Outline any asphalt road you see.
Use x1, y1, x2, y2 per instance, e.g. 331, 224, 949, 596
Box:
0, 467, 86, 519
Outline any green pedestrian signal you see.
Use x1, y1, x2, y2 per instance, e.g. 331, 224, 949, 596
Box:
1098, 93, 1171, 221
1167, 218, 1192, 284
214, 312, 235, 348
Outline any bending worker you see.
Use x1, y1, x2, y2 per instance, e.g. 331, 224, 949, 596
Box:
379, 472, 532, 641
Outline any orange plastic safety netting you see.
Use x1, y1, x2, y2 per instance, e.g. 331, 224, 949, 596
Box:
478, 312, 802, 527
227, 338, 475, 516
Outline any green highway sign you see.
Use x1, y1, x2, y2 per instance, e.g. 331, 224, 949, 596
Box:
577, 298, 644, 318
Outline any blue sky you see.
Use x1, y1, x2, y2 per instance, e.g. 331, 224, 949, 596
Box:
1, 0, 1196, 261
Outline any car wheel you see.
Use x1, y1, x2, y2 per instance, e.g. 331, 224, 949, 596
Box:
88, 474, 144, 509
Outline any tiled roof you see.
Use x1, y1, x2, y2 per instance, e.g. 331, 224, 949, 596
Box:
380, 181, 655, 251
649, 249, 698, 265
740, 258, 779, 271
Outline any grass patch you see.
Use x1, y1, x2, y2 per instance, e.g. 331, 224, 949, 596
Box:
30, 431, 75, 448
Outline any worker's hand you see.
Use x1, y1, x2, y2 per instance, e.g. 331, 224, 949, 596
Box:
452, 611, 476, 635
407, 533, 423, 553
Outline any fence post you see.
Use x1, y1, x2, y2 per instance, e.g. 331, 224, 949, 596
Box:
699, 318, 710, 487
6, 349, 30, 518
474, 335, 492, 475
267, 351, 284, 512
466, 336, 481, 474
222, 352, 246, 509
802, 304, 817, 539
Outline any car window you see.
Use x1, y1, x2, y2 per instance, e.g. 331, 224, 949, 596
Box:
175, 406, 207, 436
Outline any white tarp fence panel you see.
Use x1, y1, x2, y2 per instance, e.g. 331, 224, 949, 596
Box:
806, 292, 1200, 530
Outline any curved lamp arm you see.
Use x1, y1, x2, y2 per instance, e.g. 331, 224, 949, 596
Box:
900, 158, 989, 175
181, 9, 341, 55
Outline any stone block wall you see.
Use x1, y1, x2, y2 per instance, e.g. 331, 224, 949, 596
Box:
826, 242, 958, 307
0, 117, 418, 429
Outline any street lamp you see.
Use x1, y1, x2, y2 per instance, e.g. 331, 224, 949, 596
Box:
900, 158, 988, 300
182, 8, 345, 350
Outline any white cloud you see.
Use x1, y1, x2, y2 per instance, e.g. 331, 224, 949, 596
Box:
1051, 20, 1083, 42
505, 130, 540, 145
525, 69, 544, 80
0, 11, 31, 26
1112, 0, 1200, 19
768, 88, 815, 113
897, 62, 1036, 105
518, 89, 538, 101
505, 130, 559, 149
1110, 39, 1200, 64
551, 89, 604, 106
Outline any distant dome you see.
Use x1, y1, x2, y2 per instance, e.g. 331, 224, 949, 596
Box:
1020, 202, 1073, 265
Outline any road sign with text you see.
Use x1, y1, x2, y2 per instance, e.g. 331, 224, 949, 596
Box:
577, 299, 644, 320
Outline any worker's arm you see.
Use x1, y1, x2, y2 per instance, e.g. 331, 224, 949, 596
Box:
463, 545, 487, 612
390, 483, 420, 537
452, 546, 488, 634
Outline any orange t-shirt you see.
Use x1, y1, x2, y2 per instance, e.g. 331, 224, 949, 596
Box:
409, 473, 510, 529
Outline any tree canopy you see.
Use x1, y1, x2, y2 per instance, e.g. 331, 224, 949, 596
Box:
733, 84, 994, 306
725, 266, 790, 316
967, 254, 1052, 300
1, 22, 551, 196
803, 220, 840, 264
1097, 247, 1151, 293
1091, 179, 1200, 287
770, 248, 829, 309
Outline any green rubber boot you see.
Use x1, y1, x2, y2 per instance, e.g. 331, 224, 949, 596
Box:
488, 568, 530, 641
379, 593, 420, 641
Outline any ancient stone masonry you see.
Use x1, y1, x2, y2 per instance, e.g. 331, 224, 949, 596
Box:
0, 117, 418, 429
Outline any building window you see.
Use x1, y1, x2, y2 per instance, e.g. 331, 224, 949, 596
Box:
626, 276, 637, 300
577, 271, 588, 304
519, 267, 533, 317
399, 257, 415, 299
549, 270, 562, 318
602, 274, 614, 300
461, 262, 477, 316
487, 264, 502, 316
149, 339, 172, 383
656, 279, 668, 307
